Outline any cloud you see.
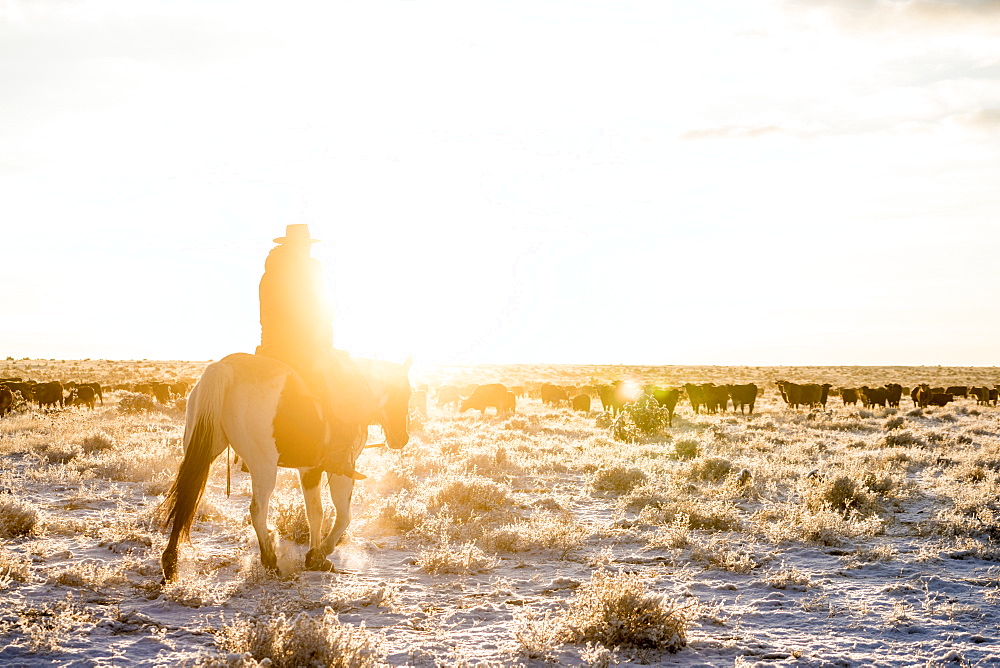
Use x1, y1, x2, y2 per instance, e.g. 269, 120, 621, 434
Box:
679, 116, 853, 140
947, 107, 1000, 132
784, 0, 1000, 33
680, 109, 1000, 141
680, 124, 799, 140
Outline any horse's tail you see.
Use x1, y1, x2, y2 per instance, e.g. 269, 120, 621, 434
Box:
158, 361, 229, 581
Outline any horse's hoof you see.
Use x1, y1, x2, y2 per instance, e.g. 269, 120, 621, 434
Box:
304, 550, 336, 572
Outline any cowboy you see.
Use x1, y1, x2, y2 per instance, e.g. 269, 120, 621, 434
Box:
256, 224, 365, 480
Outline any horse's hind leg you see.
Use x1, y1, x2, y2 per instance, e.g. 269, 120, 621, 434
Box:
300, 468, 334, 571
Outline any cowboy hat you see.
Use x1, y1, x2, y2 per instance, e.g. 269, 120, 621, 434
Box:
273, 224, 320, 244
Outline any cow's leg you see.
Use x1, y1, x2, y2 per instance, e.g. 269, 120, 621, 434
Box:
300, 468, 334, 571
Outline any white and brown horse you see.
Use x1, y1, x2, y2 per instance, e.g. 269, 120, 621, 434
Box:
158, 352, 411, 581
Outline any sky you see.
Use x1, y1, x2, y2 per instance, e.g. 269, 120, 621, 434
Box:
2, 0, 1000, 366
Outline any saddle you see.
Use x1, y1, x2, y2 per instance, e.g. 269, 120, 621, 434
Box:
256, 345, 369, 480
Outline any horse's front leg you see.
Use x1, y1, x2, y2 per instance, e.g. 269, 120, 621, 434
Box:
248, 468, 279, 575
300, 467, 335, 571
318, 474, 355, 556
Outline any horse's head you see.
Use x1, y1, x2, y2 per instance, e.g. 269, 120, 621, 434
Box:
368, 357, 412, 450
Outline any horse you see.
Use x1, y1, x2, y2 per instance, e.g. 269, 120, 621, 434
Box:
158, 352, 411, 582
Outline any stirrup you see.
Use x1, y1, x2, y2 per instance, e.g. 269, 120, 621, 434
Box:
331, 466, 366, 480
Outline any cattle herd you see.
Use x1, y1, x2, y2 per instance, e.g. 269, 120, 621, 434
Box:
4, 374, 1000, 424
0, 378, 193, 415
415, 379, 1000, 422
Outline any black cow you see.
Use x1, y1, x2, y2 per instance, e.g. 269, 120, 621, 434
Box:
912, 384, 932, 408
704, 384, 730, 413
929, 393, 954, 407
729, 384, 758, 415
571, 393, 591, 412
650, 388, 680, 426
68, 385, 97, 410
684, 383, 706, 414
461, 383, 514, 416
541, 383, 569, 406
970, 387, 990, 406
31, 381, 64, 410
946, 386, 968, 398
859, 386, 887, 409
598, 382, 636, 414
436, 385, 462, 409
884, 384, 903, 408
776, 381, 830, 409
3, 382, 32, 404
0, 385, 13, 417
150, 382, 172, 404
840, 388, 859, 407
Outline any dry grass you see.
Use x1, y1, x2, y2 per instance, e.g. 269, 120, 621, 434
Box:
559, 569, 691, 651
2, 359, 1000, 664
0, 547, 32, 585
214, 608, 383, 667
417, 540, 499, 574
13, 594, 95, 654
591, 465, 648, 493
481, 513, 590, 556
0, 495, 40, 538
425, 475, 511, 520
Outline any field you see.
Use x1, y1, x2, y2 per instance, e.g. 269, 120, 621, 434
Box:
0, 359, 999, 666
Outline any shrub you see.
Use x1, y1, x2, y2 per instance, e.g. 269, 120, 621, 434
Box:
617, 483, 672, 512
687, 457, 733, 482
0, 547, 31, 584
807, 475, 872, 515
673, 440, 699, 460
688, 536, 760, 574
80, 431, 116, 454
884, 416, 905, 431
214, 608, 383, 667
644, 513, 691, 550
481, 514, 589, 557
591, 466, 648, 493
14, 595, 95, 654
882, 430, 923, 448
270, 495, 311, 545
39, 442, 83, 465
607, 412, 642, 443
624, 395, 672, 436
559, 569, 690, 651
417, 541, 499, 575
426, 476, 510, 521
368, 494, 427, 535
753, 504, 883, 546
766, 563, 815, 590
117, 392, 157, 414
637, 499, 741, 532
87, 447, 177, 484
601, 396, 671, 442
0, 496, 39, 538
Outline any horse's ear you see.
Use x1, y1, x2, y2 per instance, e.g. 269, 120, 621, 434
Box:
403, 355, 412, 372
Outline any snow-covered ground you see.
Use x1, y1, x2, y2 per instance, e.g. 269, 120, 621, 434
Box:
0, 363, 998, 666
